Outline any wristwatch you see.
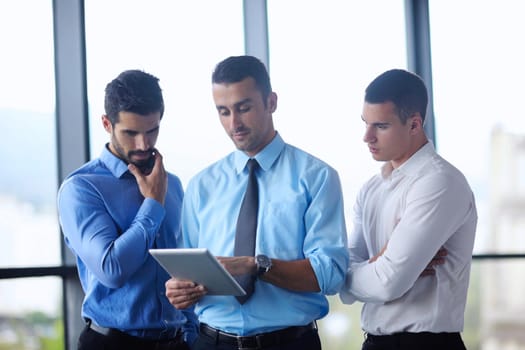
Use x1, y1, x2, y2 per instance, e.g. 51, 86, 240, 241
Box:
255, 254, 272, 277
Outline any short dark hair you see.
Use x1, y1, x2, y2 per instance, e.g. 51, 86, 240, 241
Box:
212, 55, 272, 104
104, 70, 164, 125
365, 69, 428, 124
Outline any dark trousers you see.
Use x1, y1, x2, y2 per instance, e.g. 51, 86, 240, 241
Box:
78, 322, 190, 350
192, 324, 321, 350
362, 332, 466, 350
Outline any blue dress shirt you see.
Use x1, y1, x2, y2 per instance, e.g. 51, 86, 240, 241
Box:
57, 146, 198, 342
182, 133, 349, 335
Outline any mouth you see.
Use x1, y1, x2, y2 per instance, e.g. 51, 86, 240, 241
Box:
130, 150, 153, 161
368, 146, 379, 154
232, 129, 249, 140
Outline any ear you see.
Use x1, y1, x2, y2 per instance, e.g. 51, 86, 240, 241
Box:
267, 92, 278, 113
409, 114, 423, 133
102, 115, 112, 133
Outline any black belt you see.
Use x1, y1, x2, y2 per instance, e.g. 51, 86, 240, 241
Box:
87, 319, 183, 344
88, 321, 117, 337
200, 322, 317, 350
365, 332, 464, 348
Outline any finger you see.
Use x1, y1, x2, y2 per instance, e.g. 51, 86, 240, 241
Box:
170, 299, 193, 310
151, 147, 160, 157
127, 163, 142, 179
166, 278, 196, 288
169, 288, 206, 309
154, 149, 163, 161
152, 150, 164, 168
175, 293, 200, 309
436, 248, 448, 257
151, 151, 161, 166
149, 152, 166, 178
434, 257, 445, 265
420, 268, 436, 277
128, 163, 149, 184
169, 292, 193, 303
428, 257, 445, 267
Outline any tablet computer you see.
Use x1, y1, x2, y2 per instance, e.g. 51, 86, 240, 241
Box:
149, 248, 246, 296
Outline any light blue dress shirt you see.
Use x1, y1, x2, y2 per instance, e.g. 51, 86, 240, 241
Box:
57, 146, 198, 342
182, 133, 349, 336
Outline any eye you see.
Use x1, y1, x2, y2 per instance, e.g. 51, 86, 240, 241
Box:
238, 105, 251, 114
375, 123, 390, 130
124, 130, 138, 136
147, 127, 159, 135
217, 108, 230, 117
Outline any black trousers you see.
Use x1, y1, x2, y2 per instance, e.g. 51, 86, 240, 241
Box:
362, 332, 466, 350
78, 322, 190, 350
191, 325, 321, 350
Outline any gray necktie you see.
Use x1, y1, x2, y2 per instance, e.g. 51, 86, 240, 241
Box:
234, 158, 259, 304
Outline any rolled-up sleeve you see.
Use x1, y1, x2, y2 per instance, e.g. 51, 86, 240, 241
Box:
305, 168, 349, 295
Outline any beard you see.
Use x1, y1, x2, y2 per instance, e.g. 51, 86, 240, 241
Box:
109, 138, 155, 173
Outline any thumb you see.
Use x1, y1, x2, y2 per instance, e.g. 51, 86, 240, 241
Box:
128, 163, 142, 180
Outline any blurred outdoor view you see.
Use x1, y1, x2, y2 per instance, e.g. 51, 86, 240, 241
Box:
1, 1, 524, 349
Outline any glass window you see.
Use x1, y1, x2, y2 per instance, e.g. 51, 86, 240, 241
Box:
0, 1, 63, 347
85, 0, 244, 186
430, 0, 525, 254
267, 0, 407, 218
0, 278, 64, 349
267, 1, 406, 348
0, 0, 59, 268
430, 1, 525, 348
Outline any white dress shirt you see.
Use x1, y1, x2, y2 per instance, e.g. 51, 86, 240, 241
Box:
340, 142, 477, 335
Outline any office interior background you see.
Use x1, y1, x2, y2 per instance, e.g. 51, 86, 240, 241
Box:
1, 0, 525, 349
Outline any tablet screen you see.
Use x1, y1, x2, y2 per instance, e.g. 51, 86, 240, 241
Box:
149, 248, 246, 296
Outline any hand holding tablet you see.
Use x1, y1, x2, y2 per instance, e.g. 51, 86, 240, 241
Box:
149, 248, 246, 296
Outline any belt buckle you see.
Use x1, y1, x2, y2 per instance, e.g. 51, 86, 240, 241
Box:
236, 335, 258, 350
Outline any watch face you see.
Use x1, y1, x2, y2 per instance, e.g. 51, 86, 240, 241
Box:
256, 255, 271, 275
257, 255, 270, 267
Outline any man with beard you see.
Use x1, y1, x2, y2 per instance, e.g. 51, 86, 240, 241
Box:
57, 70, 197, 350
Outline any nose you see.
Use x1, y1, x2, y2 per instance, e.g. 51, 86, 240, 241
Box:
363, 126, 375, 143
230, 112, 243, 130
135, 134, 151, 151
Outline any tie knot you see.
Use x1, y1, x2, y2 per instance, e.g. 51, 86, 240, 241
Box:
247, 158, 258, 173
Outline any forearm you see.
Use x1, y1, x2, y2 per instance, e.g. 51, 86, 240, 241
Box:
63, 199, 163, 287
261, 258, 320, 292
345, 259, 402, 302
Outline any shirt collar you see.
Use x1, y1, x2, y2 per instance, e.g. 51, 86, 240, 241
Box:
234, 132, 285, 174
381, 141, 435, 179
100, 144, 131, 178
